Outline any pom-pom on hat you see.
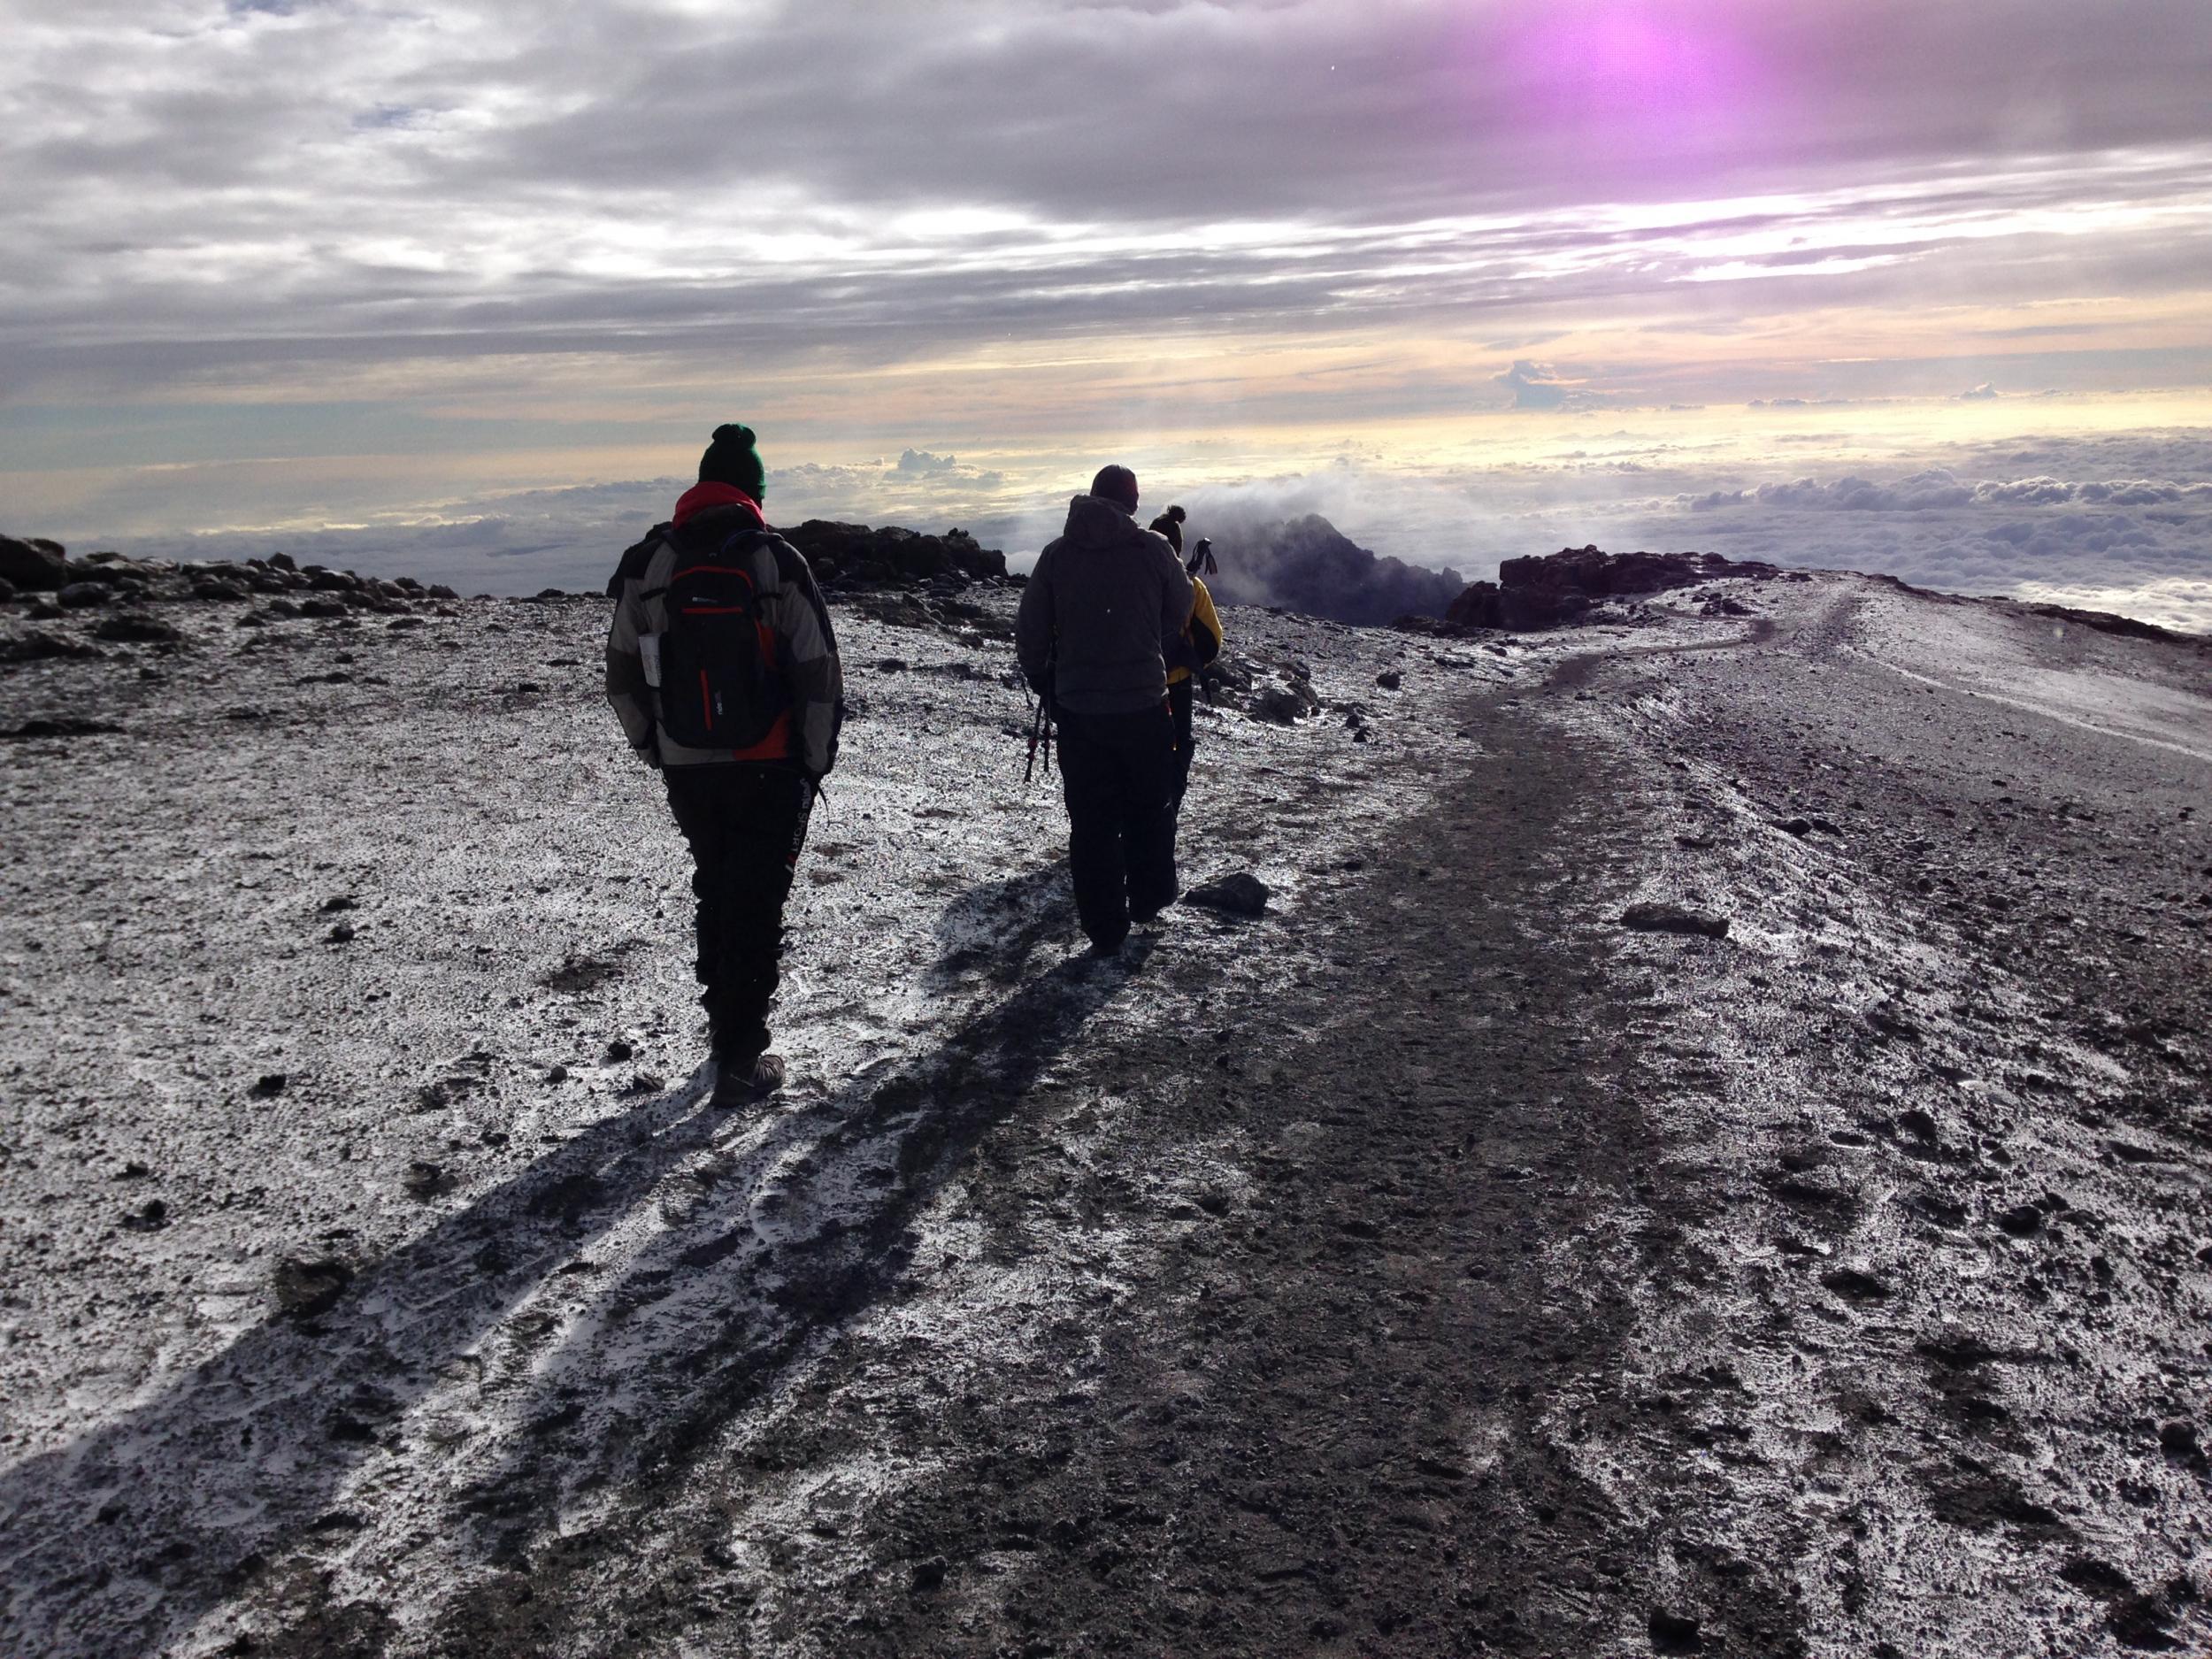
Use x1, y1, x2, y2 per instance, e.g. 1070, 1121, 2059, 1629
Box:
1089, 465, 1139, 512
700, 424, 766, 500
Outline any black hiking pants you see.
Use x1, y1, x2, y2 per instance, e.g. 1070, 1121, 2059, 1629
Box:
1167, 678, 1196, 807
663, 764, 813, 1064
1056, 703, 1179, 949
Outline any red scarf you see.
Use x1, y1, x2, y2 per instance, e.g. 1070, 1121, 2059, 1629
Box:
672, 481, 764, 530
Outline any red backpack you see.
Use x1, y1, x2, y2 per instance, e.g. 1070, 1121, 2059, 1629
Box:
654, 529, 788, 750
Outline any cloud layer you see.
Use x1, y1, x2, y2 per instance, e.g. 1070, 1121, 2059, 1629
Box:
3, 1, 2208, 633
4, 0, 2211, 404
78, 427, 2205, 637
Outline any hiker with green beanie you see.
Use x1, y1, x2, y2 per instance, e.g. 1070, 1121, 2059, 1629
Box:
605, 424, 844, 1105
698, 422, 769, 502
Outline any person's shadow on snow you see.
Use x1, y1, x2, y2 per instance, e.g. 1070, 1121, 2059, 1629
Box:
431, 879, 1152, 1573
0, 864, 1137, 1657
0, 1068, 728, 1657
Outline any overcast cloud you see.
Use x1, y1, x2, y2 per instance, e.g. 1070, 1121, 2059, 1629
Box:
2, 0, 2208, 626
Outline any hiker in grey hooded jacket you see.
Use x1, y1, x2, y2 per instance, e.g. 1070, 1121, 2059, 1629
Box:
1017, 485, 1193, 713
1017, 466, 1193, 956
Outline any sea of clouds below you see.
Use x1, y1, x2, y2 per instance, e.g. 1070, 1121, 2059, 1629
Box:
73, 432, 2212, 636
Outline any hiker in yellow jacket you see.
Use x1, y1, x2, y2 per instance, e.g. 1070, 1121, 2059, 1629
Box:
1164, 540, 1223, 817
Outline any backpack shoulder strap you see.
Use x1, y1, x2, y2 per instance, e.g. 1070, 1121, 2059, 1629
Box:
606, 522, 672, 598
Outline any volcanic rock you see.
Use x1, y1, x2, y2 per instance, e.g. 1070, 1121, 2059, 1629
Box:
2028, 602, 2185, 644
273, 1256, 353, 1317
1185, 872, 1271, 918
1250, 679, 1321, 725
4, 717, 122, 740
1820, 1266, 1893, 1302
781, 520, 1007, 585
0, 630, 102, 664
1620, 902, 1730, 939
402, 1160, 449, 1198
1197, 513, 1463, 626
1447, 546, 1782, 633
56, 582, 111, 610
93, 613, 184, 644
2159, 1419, 2206, 1471
0, 535, 68, 592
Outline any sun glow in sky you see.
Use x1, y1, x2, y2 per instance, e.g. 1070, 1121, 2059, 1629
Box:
2, 0, 2209, 623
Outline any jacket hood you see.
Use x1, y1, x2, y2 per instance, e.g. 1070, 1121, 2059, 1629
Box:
673, 480, 764, 531
1062, 492, 1146, 549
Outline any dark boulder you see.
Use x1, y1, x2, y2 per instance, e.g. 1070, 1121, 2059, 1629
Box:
93, 612, 184, 644
1185, 872, 1271, 918
1249, 678, 1320, 725
4, 716, 124, 740
1448, 546, 1783, 633
273, 1256, 353, 1317
780, 520, 1008, 585
0, 535, 68, 592
0, 630, 102, 664
56, 582, 111, 609
1620, 902, 1730, 939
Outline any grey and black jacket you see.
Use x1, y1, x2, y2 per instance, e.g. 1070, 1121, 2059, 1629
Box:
1017, 494, 1194, 715
605, 506, 843, 775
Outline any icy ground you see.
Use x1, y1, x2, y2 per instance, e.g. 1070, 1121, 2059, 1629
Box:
1, 568, 2208, 1657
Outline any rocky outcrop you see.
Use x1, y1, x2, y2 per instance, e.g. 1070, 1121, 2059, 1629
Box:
779, 521, 1007, 588
1444, 545, 1783, 633
1197, 648, 1324, 724
1199, 513, 1463, 627
0, 535, 69, 592
2025, 602, 2190, 645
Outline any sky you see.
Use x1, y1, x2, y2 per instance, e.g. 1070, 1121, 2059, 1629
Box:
3, 0, 2210, 626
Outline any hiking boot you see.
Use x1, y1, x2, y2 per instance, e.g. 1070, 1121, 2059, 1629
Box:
710, 1051, 786, 1108
1132, 887, 1178, 927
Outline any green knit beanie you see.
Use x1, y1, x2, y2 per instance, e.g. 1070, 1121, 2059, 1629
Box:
699, 423, 766, 500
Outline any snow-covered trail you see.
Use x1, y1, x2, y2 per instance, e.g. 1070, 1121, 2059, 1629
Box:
4, 569, 2208, 1657
0, 583, 1512, 1656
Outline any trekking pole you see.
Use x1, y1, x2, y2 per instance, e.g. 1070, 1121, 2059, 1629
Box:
1024, 649, 1056, 782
